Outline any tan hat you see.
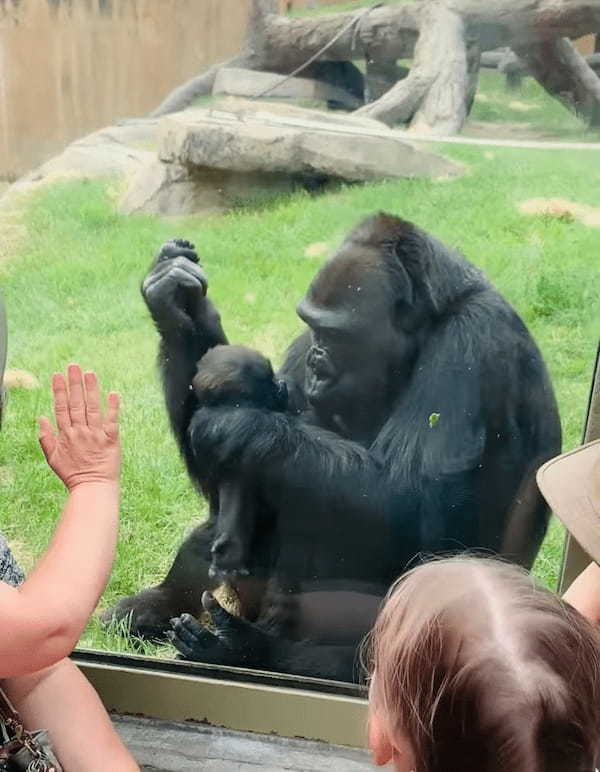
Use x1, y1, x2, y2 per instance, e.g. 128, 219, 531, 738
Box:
537, 439, 600, 565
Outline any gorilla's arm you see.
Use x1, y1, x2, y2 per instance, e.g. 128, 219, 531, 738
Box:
187, 304, 526, 553
141, 241, 229, 480
188, 406, 390, 529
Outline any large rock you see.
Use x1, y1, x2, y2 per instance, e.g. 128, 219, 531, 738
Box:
119, 159, 299, 217
0, 119, 159, 209
120, 100, 464, 216
213, 67, 362, 109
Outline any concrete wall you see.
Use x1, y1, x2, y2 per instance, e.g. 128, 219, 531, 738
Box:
0, 0, 248, 178
0, 0, 353, 180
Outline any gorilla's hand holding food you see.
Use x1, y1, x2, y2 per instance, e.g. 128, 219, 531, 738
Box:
169, 591, 273, 668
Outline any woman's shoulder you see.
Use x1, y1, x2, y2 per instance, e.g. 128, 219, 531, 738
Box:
0, 534, 24, 586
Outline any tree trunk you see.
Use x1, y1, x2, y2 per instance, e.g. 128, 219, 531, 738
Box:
514, 37, 600, 127
362, 57, 408, 102
254, 4, 420, 72
150, 57, 248, 118
481, 48, 600, 85
150, 0, 600, 134
356, 5, 473, 132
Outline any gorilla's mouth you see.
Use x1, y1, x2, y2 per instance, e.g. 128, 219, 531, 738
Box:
209, 534, 251, 581
306, 346, 337, 401
208, 562, 250, 581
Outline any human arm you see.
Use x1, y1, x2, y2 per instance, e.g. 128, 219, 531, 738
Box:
2, 658, 139, 771
562, 561, 600, 625
0, 365, 121, 677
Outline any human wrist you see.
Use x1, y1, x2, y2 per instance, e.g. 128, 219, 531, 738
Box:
66, 478, 120, 495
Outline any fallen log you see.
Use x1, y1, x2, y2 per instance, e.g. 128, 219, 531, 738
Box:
151, 0, 600, 135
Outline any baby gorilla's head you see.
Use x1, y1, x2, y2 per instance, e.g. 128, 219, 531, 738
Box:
193, 345, 288, 411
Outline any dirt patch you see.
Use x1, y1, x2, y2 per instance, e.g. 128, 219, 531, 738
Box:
464, 120, 563, 141
518, 197, 600, 227
508, 101, 538, 113
304, 241, 329, 258
4, 369, 40, 390
0, 217, 27, 263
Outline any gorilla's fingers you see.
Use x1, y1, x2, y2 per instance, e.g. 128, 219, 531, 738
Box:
201, 591, 219, 613
167, 630, 201, 660
201, 592, 251, 648
143, 258, 207, 298
173, 238, 196, 253
157, 240, 199, 264
170, 614, 210, 649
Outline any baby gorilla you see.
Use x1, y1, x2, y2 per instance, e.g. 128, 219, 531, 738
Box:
192, 345, 288, 579
193, 345, 288, 413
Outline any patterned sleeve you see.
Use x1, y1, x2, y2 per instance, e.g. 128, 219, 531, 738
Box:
0, 533, 24, 586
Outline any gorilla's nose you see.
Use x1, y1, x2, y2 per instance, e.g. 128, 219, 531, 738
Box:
210, 536, 249, 579
276, 379, 288, 407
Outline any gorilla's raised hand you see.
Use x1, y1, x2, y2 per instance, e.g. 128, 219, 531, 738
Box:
142, 239, 208, 335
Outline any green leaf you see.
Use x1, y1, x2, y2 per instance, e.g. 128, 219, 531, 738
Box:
428, 412, 441, 428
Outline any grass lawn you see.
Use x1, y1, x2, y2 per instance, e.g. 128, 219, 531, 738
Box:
290, 0, 600, 142
468, 71, 600, 142
1, 141, 598, 655
290, 0, 409, 15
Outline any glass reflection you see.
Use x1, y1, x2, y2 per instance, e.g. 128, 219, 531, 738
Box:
0, 0, 599, 685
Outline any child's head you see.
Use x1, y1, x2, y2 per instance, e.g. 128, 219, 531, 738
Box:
366, 556, 600, 772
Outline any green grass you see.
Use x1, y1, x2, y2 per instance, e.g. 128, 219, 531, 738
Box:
468, 70, 600, 142
290, 0, 408, 16
1, 142, 598, 656
289, 0, 600, 140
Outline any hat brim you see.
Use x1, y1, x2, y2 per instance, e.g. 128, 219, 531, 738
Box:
536, 439, 600, 565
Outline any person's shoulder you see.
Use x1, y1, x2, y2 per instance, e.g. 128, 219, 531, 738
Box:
0, 534, 24, 587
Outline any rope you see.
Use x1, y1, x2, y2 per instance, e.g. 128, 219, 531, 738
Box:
253, 2, 384, 100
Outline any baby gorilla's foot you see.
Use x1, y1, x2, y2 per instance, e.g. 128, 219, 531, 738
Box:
156, 239, 199, 264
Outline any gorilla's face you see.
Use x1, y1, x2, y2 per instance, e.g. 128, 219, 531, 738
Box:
297, 243, 410, 433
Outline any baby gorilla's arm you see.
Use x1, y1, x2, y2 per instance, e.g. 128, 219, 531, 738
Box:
191, 345, 287, 582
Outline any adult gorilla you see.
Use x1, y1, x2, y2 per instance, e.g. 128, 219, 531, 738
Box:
109, 214, 561, 681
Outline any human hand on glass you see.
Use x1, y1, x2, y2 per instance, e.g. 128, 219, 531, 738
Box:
38, 364, 120, 491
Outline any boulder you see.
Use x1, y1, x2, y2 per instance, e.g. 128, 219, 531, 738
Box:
120, 100, 464, 216
213, 67, 362, 109
119, 159, 298, 217
1, 119, 160, 208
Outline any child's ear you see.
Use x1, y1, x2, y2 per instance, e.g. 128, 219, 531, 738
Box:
368, 713, 394, 766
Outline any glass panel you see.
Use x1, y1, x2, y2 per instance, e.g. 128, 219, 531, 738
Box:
1, 0, 598, 687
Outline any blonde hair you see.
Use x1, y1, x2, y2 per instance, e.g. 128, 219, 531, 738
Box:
366, 556, 600, 772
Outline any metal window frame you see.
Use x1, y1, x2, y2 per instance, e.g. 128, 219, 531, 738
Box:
73, 650, 369, 747
72, 343, 600, 749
